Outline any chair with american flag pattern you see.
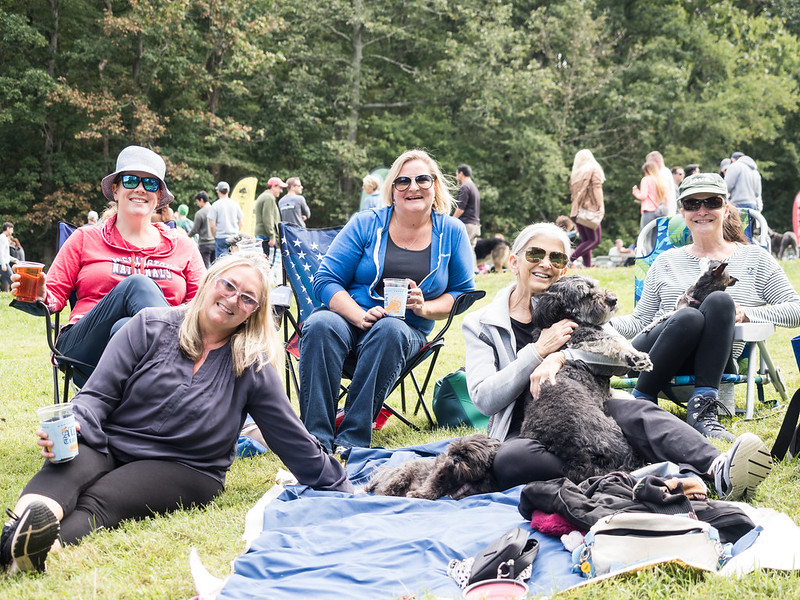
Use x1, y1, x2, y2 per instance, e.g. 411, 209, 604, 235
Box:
276, 222, 484, 431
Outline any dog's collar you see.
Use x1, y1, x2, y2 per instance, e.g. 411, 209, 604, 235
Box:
684, 294, 702, 307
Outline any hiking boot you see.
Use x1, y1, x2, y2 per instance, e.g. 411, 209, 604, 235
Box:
711, 432, 772, 500
0, 502, 60, 574
686, 392, 736, 442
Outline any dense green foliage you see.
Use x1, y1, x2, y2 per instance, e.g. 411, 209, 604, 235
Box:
3, 0, 800, 257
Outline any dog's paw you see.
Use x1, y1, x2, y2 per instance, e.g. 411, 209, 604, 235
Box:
626, 351, 653, 372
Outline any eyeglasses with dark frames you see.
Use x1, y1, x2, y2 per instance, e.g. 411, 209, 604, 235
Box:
118, 174, 162, 193
214, 277, 261, 313
392, 174, 436, 192
524, 246, 569, 269
681, 196, 725, 211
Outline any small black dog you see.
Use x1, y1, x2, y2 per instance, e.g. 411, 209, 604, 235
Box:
519, 276, 653, 483
475, 236, 511, 273
365, 433, 500, 500
641, 259, 737, 334
768, 229, 798, 261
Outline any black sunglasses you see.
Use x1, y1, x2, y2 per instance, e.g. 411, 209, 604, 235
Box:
119, 174, 162, 193
524, 246, 569, 269
681, 196, 725, 211
392, 174, 436, 192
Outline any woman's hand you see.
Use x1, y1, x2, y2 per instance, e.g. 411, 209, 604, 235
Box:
530, 352, 566, 398
735, 304, 750, 323
359, 305, 386, 331
407, 280, 425, 317
37, 423, 80, 460
10, 269, 48, 302
533, 319, 577, 358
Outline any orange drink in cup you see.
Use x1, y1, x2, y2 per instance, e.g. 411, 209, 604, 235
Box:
12, 261, 44, 303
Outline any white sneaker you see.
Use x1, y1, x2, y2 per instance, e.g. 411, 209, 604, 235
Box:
711, 432, 772, 501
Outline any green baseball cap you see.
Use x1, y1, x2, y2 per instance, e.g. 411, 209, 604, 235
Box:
678, 172, 728, 204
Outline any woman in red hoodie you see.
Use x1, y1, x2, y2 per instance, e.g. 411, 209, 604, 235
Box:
12, 145, 205, 383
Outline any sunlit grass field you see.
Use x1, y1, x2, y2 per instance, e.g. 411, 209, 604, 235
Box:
1, 262, 800, 599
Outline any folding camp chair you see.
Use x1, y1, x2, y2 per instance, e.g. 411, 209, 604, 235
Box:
611, 210, 788, 419
277, 222, 485, 430
9, 222, 93, 404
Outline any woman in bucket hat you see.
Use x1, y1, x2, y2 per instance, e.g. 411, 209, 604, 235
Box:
612, 172, 800, 441
11, 145, 206, 384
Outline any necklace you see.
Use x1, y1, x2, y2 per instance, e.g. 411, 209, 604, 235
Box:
391, 220, 431, 250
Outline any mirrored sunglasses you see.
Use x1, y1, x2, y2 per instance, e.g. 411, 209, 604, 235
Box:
392, 174, 436, 192
681, 196, 725, 211
214, 277, 260, 313
524, 246, 569, 269
120, 174, 162, 193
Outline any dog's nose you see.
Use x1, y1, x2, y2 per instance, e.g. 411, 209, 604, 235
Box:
607, 296, 617, 307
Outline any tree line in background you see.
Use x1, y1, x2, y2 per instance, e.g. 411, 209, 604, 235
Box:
2, 0, 800, 260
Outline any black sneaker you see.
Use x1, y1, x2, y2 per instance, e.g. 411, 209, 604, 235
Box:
686, 392, 736, 442
0, 502, 60, 574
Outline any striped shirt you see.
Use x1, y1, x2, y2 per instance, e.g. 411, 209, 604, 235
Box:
611, 244, 800, 357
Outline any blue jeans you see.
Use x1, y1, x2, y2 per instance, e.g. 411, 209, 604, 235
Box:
55, 275, 170, 385
298, 308, 426, 452
215, 237, 231, 258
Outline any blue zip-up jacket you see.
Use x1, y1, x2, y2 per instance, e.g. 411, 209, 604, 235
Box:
313, 206, 475, 335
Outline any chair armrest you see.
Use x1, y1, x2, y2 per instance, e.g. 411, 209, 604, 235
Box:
734, 322, 774, 342
453, 290, 486, 316
271, 285, 293, 309
429, 290, 486, 345
9, 298, 51, 318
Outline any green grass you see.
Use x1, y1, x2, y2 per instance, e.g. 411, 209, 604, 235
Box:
2, 264, 800, 599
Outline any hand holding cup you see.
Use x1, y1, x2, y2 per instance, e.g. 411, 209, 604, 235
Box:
11, 262, 46, 303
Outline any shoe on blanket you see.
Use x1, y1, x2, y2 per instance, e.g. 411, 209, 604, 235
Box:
710, 432, 772, 501
0, 501, 60, 574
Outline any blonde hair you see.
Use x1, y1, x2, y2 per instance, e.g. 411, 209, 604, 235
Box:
362, 174, 381, 193
642, 160, 666, 203
178, 253, 284, 377
380, 149, 455, 214
571, 149, 606, 183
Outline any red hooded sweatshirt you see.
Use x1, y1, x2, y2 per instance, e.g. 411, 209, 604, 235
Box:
45, 215, 206, 324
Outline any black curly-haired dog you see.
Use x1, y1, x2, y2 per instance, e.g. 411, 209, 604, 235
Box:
365, 433, 500, 500
519, 275, 653, 483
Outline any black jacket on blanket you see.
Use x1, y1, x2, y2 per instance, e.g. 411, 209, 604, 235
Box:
519, 473, 755, 544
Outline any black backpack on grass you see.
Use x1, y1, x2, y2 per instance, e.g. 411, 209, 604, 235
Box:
772, 388, 800, 461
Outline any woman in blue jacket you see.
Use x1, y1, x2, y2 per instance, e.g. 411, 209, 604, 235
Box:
299, 149, 475, 454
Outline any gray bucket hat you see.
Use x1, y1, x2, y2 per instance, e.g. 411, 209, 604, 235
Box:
101, 145, 174, 208
678, 172, 728, 204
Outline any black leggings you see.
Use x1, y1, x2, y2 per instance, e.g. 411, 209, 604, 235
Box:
22, 445, 223, 545
631, 291, 736, 398
492, 396, 719, 489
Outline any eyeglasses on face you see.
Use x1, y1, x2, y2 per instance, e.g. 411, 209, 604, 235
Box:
392, 174, 436, 192
681, 196, 725, 211
524, 246, 569, 269
214, 277, 261, 313
119, 174, 162, 193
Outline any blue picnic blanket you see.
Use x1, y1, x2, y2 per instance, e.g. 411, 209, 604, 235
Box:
217, 442, 583, 600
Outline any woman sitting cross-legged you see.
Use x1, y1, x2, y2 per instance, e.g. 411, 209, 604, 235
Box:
299, 149, 476, 455
1, 253, 351, 575
611, 173, 800, 440
463, 222, 772, 501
